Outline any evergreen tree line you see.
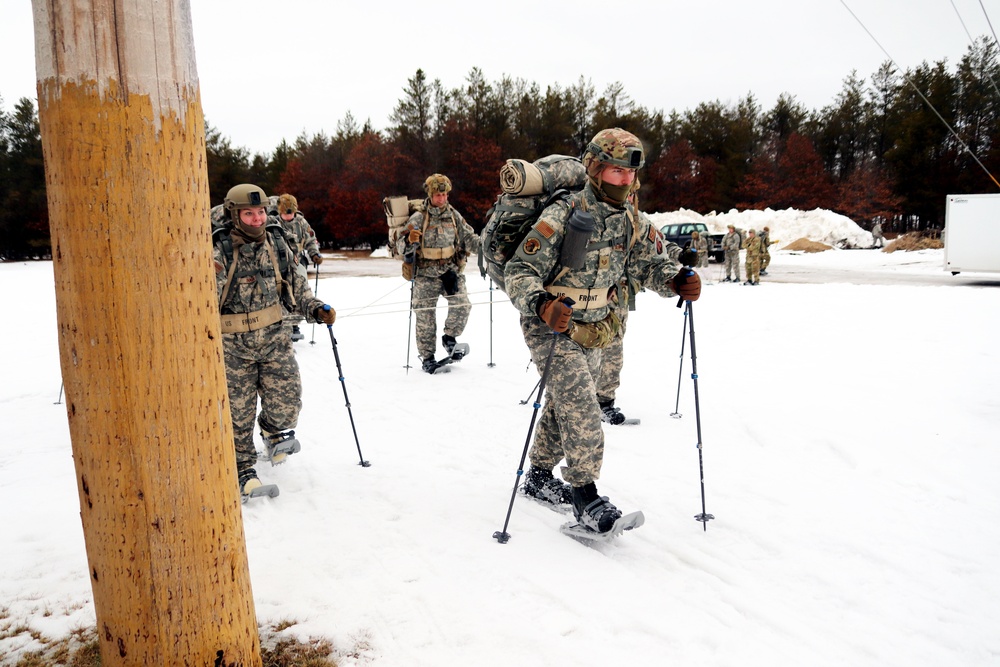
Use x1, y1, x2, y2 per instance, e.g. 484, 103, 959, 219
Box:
3, 37, 1000, 259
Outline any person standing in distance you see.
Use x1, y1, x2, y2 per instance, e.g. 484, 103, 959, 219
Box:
505, 128, 701, 534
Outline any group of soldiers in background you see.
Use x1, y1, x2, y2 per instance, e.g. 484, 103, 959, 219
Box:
720, 224, 774, 285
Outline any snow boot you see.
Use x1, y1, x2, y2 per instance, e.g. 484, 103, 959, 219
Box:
239, 468, 262, 496
261, 428, 301, 465
572, 482, 622, 534
422, 357, 439, 374
523, 465, 572, 507
442, 334, 456, 355
599, 400, 626, 425
290, 325, 304, 342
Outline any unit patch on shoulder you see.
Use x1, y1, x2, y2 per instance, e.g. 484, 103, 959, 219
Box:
647, 227, 659, 244
523, 237, 542, 255
534, 220, 556, 239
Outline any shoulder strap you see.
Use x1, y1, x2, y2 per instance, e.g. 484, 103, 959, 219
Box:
265, 227, 297, 310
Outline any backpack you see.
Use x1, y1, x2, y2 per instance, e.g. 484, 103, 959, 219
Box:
479, 154, 588, 292
383, 196, 425, 259
212, 220, 297, 311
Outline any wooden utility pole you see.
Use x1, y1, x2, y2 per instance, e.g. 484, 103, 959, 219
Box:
31, 2, 263, 665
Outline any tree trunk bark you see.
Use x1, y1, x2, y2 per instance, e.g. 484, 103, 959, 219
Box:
31, 1, 262, 665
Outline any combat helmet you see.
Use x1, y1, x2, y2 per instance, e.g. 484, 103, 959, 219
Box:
424, 173, 452, 196
582, 128, 645, 205
224, 184, 269, 214
223, 183, 269, 238
583, 128, 645, 175
277, 193, 298, 216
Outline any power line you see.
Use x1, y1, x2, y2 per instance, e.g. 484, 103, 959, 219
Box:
840, 0, 1000, 189
951, 0, 1000, 100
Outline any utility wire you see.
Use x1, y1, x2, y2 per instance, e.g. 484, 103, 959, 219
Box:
950, 0, 1000, 100
841, 0, 1000, 189
979, 0, 1000, 46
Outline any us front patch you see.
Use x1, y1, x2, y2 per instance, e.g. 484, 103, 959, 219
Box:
523, 237, 541, 255
534, 221, 555, 239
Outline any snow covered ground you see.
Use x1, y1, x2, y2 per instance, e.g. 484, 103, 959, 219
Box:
2, 210, 1000, 666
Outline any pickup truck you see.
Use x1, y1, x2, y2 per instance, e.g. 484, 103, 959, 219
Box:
658, 222, 725, 262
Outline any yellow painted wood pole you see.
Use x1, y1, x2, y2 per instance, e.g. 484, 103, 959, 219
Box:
31, 1, 263, 665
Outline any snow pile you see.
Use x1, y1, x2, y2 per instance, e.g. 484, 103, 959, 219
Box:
648, 207, 874, 249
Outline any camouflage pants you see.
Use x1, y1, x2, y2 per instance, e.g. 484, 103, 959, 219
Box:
761, 250, 771, 271
745, 255, 761, 283
724, 249, 741, 280
412, 272, 470, 359
595, 308, 629, 405
223, 329, 302, 472
521, 315, 604, 487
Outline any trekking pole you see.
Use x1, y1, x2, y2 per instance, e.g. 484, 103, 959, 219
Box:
494, 321, 567, 544
487, 278, 496, 368
403, 245, 418, 373
309, 268, 320, 345
324, 307, 371, 467
670, 306, 688, 418
684, 300, 713, 530
55, 381, 64, 405
519, 377, 541, 405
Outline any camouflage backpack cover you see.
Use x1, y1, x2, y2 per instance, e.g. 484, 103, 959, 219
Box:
478, 154, 588, 292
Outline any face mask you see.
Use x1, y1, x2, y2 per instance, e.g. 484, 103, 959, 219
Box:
600, 182, 632, 205
235, 213, 266, 241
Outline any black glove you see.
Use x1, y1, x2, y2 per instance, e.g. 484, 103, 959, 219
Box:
679, 248, 698, 267
536, 294, 574, 333
672, 268, 701, 301
441, 269, 459, 296
315, 304, 336, 324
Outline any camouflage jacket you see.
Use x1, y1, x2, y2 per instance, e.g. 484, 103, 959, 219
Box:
213, 226, 325, 334
742, 235, 763, 257
278, 212, 321, 261
504, 184, 682, 324
723, 230, 742, 252
399, 203, 481, 277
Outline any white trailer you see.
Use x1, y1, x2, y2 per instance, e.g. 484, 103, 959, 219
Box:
944, 194, 1000, 274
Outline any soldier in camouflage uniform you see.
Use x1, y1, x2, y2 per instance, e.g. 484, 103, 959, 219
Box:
742, 228, 762, 285
397, 174, 481, 373
213, 184, 337, 498
506, 128, 702, 533
273, 193, 323, 341
596, 196, 689, 425
759, 225, 773, 275
722, 224, 742, 282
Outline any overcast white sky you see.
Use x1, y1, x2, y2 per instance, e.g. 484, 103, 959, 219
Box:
1, 0, 995, 155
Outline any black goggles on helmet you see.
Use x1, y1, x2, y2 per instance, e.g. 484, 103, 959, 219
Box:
586, 142, 645, 169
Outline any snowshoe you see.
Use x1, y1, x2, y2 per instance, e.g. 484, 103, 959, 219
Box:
261, 429, 301, 465
522, 466, 572, 510
571, 483, 622, 534
436, 342, 469, 368
239, 468, 279, 503
561, 511, 645, 542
